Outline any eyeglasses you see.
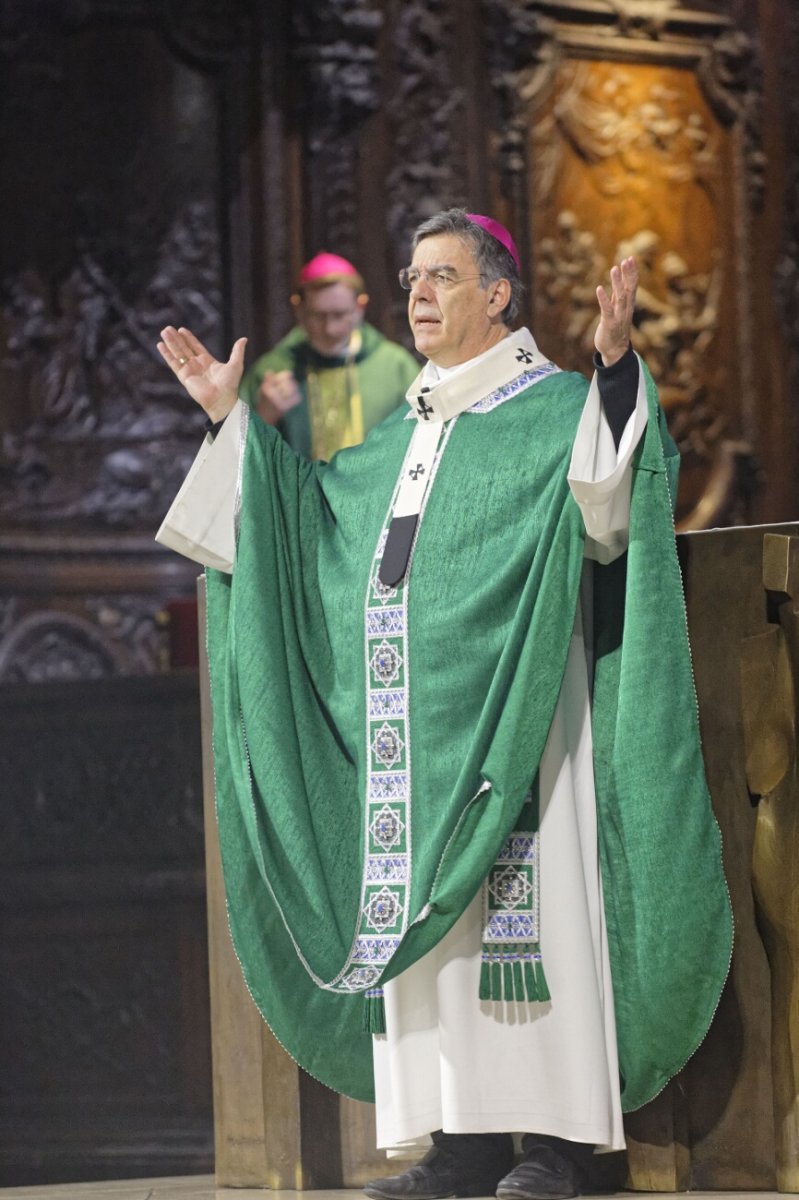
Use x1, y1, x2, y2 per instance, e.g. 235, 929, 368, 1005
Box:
398, 266, 485, 292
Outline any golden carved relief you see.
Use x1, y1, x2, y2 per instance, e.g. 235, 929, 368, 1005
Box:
530, 59, 749, 525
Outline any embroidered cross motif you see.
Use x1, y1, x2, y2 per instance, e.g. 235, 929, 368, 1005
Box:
409, 464, 425, 480
364, 886, 404, 932
416, 396, 434, 420
372, 721, 405, 767
515, 349, 534, 364
370, 804, 405, 851
370, 639, 403, 686
340, 966, 381, 990
488, 864, 534, 910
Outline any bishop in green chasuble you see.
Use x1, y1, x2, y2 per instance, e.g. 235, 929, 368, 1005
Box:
156, 217, 732, 1154
162, 327, 731, 1115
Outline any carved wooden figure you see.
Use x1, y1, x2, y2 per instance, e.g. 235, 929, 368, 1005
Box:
742, 533, 799, 1191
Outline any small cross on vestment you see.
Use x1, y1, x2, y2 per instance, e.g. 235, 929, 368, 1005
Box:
416, 395, 434, 420
516, 349, 534, 364
409, 464, 425, 481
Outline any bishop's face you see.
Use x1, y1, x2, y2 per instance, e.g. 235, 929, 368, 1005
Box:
406, 233, 509, 368
298, 282, 365, 357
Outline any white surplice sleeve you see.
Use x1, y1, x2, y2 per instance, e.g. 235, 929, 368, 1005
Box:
567, 354, 648, 565
155, 399, 249, 574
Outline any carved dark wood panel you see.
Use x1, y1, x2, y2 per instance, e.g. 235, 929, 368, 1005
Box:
0, 530, 205, 680
375, 0, 474, 339
291, 0, 383, 260
0, 26, 223, 531
767, 0, 799, 525
0, 1, 291, 682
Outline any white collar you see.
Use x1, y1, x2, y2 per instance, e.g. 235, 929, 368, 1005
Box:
424, 334, 507, 383
405, 328, 550, 423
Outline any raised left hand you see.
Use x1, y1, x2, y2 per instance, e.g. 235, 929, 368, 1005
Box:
594, 256, 638, 366
157, 326, 247, 423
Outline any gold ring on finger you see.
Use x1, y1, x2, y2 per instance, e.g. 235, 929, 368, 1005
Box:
178, 356, 188, 365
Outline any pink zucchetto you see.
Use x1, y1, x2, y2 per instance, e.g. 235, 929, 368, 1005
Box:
295, 252, 365, 296
466, 213, 521, 271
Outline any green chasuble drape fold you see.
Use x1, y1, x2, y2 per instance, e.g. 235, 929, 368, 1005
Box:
205, 365, 732, 1109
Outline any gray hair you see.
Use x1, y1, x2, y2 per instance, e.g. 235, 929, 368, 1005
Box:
411, 207, 523, 324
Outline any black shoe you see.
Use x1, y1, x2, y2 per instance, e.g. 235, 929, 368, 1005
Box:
364, 1131, 515, 1200
495, 1136, 589, 1200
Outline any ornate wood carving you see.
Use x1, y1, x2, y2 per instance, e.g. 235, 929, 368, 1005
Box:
0, 529, 200, 681
0, 5, 235, 681
534, 60, 755, 524
484, 3, 764, 211
0, 201, 221, 529
291, 0, 383, 258
381, 0, 470, 329
530, 0, 734, 43
0, 612, 120, 683
292, 0, 383, 141
0, 597, 172, 683
482, 2, 762, 526
698, 30, 765, 210
483, 0, 560, 184
775, 5, 799, 378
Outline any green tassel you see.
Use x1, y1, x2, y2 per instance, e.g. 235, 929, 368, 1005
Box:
533, 955, 551, 1003
503, 959, 513, 1000
480, 943, 551, 1003
479, 956, 492, 1001
362, 988, 386, 1034
512, 958, 524, 1002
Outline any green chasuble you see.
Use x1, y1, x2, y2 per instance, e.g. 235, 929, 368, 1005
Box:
239, 321, 419, 458
205, 347, 732, 1110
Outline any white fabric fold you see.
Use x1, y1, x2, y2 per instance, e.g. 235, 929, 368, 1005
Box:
391, 421, 448, 520
155, 400, 248, 573
568, 353, 648, 565
373, 586, 626, 1152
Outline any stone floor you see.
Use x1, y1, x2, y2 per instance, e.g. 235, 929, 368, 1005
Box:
0, 1183, 351, 1200
0, 1183, 788, 1200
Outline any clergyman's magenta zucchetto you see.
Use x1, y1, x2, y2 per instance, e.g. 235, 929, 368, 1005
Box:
466, 213, 521, 270
298, 252, 360, 285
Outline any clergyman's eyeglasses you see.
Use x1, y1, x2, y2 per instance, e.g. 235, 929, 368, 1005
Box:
398, 266, 486, 292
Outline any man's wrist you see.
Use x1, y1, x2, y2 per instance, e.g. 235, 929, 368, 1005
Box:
204, 394, 238, 424
204, 397, 238, 438
594, 343, 634, 372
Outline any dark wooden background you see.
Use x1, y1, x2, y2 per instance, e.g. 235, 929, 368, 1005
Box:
1, 0, 798, 1185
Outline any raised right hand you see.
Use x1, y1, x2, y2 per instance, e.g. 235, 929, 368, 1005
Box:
158, 326, 247, 424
